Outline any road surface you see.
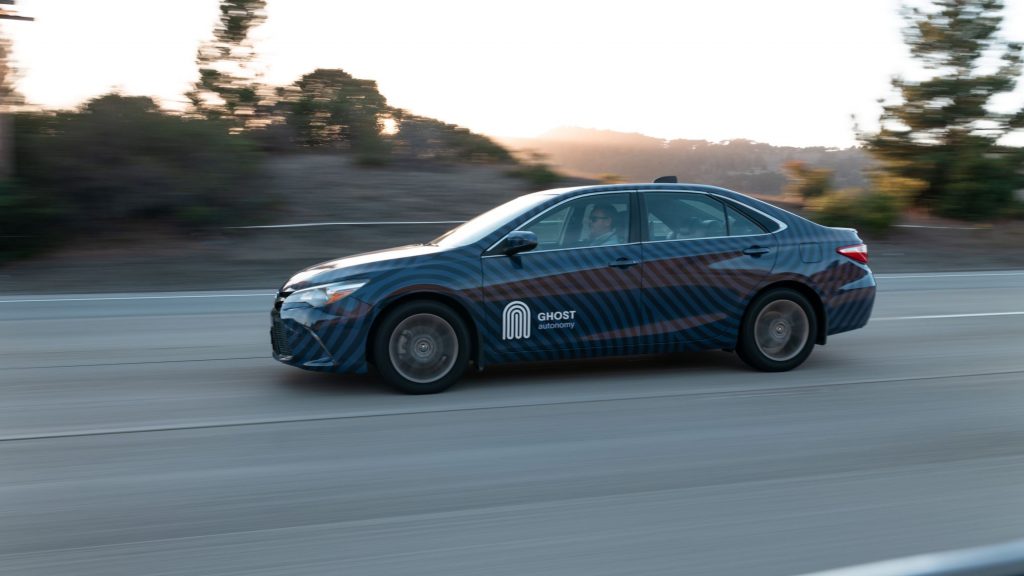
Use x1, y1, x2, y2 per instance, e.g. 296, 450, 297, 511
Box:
2, 271, 1023, 575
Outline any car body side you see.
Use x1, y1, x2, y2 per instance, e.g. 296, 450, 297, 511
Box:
271, 183, 876, 374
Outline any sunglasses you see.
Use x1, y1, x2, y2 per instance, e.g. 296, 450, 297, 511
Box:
589, 215, 611, 222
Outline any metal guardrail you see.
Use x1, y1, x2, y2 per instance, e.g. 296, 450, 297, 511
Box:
799, 538, 1024, 576
225, 220, 466, 229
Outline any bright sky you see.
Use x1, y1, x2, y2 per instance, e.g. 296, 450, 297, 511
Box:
5, 0, 1024, 148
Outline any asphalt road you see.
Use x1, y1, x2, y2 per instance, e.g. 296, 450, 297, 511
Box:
2, 271, 1024, 576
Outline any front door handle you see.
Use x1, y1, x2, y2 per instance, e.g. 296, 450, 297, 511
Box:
742, 246, 771, 257
608, 258, 640, 269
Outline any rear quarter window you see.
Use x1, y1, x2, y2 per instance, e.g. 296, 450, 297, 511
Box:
720, 198, 781, 233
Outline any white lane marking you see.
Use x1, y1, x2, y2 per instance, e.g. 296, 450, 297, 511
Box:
227, 220, 465, 229
875, 311, 1024, 321
0, 293, 275, 304
6, 367, 1024, 442
876, 271, 1024, 279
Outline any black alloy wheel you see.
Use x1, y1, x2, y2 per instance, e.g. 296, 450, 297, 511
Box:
737, 287, 818, 372
372, 300, 470, 394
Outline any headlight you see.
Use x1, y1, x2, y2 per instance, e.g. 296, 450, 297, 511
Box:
284, 280, 367, 308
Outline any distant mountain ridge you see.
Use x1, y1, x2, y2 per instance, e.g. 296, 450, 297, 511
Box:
498, 127, 872, 196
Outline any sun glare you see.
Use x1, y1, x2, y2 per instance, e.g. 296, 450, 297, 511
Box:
4, 0, 1024, 147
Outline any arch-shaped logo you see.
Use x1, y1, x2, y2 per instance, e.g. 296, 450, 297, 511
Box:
502, 301, 531, 340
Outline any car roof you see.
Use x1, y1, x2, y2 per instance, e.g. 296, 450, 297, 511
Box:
544, 182, 740, 198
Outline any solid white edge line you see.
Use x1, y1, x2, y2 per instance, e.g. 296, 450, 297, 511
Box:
875, 311, 1024, 321
876, 271, 1024, 279
0, 293, 275, 304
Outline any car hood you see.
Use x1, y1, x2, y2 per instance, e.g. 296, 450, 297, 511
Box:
281, 244, 447, 292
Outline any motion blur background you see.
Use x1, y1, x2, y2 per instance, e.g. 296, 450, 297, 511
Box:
0, 0, 1023, 289
2, 2, 1024, 575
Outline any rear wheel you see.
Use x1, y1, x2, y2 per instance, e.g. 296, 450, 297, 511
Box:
737, 288, 817, 372
372, 300, 470, 394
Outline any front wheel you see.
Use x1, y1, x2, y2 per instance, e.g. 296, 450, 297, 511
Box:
736, 288, 817, 372
372, 301, 470, 394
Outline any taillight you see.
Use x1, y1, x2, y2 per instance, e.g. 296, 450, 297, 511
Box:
837, 243, 869, 264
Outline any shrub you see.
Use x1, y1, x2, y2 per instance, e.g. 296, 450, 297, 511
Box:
390, 114, 512, 164
783, 160, 834, 201
13, 94, 273, 239
934, 149, 1021, 220
1000, 199, 1024, 220
807, 188, 910, 237
506, 162, 562, 188
0, 179, 66, 262
804, 171, 922, 236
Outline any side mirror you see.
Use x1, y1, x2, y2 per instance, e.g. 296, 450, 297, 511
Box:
499, 231, 538, 256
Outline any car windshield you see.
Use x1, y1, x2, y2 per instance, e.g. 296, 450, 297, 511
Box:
430, 192, 555, 248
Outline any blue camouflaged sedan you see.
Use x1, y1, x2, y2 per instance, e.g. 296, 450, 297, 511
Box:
271, 181, 875, 393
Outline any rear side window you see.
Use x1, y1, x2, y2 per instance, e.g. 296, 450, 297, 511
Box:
644, 192, 727, 240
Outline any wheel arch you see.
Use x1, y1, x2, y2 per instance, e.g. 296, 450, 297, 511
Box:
365, 291, 482, 368
744, 281, 827, 346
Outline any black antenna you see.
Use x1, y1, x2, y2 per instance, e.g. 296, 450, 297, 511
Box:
653, 176, 677, 183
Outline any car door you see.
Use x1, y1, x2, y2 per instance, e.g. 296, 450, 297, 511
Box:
640, 191, 778, 344
481, 192, 645, 360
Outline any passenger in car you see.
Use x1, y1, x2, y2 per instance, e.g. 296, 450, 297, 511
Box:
699, 219, 726, 237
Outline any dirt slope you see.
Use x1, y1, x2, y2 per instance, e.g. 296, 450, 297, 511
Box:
1, 154, 1020, 294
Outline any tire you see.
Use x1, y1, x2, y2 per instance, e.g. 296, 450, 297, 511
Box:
736, 288, 817, 372
372, 300, 470, 394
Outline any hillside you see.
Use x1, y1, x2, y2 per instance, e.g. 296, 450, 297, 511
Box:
0, 155, 581, 294
2, 153, 1022, 296
499, 127, 873, 196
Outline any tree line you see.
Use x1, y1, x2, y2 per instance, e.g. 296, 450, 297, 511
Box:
2, 0, 1023, 262
184, 1, 512, 165
0, 0, 517, 261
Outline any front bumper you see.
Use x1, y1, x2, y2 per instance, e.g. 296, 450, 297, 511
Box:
270, 294, 375, 374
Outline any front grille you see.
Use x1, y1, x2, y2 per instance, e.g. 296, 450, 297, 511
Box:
271, 315, 293, 358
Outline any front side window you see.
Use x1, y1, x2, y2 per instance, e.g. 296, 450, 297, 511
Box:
432, 192, 555, 248
519, 193, 631, 251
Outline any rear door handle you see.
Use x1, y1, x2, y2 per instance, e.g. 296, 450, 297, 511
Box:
742, 246, 771, 257
608, 258, 640, 269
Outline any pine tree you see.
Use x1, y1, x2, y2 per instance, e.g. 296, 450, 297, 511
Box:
187, 0, 268, 126
863, 0, 1024, 218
